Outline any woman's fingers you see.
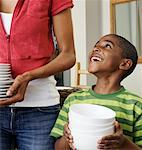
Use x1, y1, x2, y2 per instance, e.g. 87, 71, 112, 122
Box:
6, 75, 23, 96
0, 78, 28, 106
0, 95, 20, 105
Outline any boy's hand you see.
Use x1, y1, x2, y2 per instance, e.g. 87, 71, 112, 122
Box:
63, 123, 76, 150
97, 121, 125, 149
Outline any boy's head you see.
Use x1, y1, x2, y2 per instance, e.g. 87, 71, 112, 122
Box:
88, 34, 138, 80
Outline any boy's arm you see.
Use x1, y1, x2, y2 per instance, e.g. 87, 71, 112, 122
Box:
98, 121, 142, 149
50, 95, 75, 149
121, 136, 141, 150
55, 136, 70, 150
132, 101, 142, 149
55, 123, 75, 150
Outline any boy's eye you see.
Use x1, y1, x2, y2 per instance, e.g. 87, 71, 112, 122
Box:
105, 44, 111, 48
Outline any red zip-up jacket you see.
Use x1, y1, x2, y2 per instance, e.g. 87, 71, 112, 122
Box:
0, 0, 73, 78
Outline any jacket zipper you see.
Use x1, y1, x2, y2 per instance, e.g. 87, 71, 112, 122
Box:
5, 35, 11, 64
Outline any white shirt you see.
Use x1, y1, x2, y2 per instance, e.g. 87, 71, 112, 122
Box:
1, 12, 12, 35
14, 76, 60, 107
0, 12, 60, 107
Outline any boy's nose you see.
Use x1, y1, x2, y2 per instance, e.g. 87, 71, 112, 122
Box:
93, 47, 101, 53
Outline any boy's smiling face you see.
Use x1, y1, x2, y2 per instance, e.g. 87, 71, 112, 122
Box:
88, 35, 124, 76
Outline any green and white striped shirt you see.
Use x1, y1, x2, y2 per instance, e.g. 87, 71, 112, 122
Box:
51, 86, 142, 147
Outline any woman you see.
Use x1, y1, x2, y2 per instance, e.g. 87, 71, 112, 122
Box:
0, 0, 76, 150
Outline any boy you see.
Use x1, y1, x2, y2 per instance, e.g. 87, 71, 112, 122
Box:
51, 34, 142, 149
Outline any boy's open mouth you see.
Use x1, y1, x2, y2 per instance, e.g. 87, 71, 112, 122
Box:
91, 56, 102, 62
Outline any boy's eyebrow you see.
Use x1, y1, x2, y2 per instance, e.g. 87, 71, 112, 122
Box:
94, 39, 115, 47
104, 40, 114, 46
94, 40, 100, 47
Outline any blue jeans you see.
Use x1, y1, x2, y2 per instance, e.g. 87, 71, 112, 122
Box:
0, 104, 60, 150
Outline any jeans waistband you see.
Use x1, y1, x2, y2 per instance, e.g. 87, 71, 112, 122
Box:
0, 104, 60, 112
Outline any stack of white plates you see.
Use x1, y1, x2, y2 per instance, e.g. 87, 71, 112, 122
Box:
69, 104, 116, 150
0, 63, 14, 99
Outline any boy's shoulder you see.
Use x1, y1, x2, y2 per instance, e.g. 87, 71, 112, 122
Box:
123, 88, 142, 102
63, 88, 91, 103
62, 88, 91, 106
68, 88, 90, 97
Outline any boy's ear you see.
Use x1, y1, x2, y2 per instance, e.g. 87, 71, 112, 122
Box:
119, 59, 133, 70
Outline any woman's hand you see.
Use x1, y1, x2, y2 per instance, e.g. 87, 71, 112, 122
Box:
63, 123, 76, 150
97, 121, 125, 149
0, 72, 30, 106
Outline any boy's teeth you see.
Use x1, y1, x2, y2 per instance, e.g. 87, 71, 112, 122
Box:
91, 56, 101, 62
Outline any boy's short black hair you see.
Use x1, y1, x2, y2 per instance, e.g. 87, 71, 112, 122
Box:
110, 34, 138, 79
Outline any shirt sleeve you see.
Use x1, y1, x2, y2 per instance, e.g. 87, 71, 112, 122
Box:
51, 0, 74, 16
133, 101, 142, 147
50, 96, 70, 138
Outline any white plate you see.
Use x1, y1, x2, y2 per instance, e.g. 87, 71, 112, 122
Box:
0, 78, 11, 81
0, 80, 14, 85
0, 74, 12, 77
0, 94, 8, 98
0, 72, 11, 75
0, 68, 11, 72
0, 63, 10, 65
56, 86, 73, 90
0, 88, 9, 92
0, 85, 11, 88
0, 91, 6, 94
0, 65, 11, 69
